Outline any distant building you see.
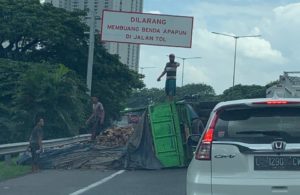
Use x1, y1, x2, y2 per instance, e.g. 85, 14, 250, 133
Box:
44, 0, 143, 72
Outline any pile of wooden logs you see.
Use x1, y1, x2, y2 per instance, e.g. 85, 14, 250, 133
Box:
97, 126, 134, 147
18, 126, 135, 170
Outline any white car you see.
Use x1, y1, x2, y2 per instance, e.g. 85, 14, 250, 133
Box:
187, 98, 300, 195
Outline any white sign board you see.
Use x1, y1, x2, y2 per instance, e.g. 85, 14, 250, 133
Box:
101, 10, 193, 48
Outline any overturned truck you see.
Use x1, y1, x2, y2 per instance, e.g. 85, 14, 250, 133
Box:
124, 100, 216, 169
267, 71, 300, 98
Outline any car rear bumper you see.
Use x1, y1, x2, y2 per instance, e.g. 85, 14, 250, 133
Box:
186, 180, 211, 195
211, 177, 300, 195
187, 160, 212, 195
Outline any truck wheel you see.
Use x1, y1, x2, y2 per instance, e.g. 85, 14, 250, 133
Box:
191, 119, 204, 135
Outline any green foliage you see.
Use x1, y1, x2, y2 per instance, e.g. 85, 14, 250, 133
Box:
176, 83, 216, 100
0, 0, 88, 66
0, 1, 144, 124
13, 63, 90, 140
265, 80, 279, 89
127, 88, 165, 108
127, 83, 216, 108
220, 84, 266, 101
0, 0, 144, 137
0, 59, 89, 143
90, 41, 144, 120
128, 83, 270, 108
0, 59, 29, 143
0, 158, 31, 181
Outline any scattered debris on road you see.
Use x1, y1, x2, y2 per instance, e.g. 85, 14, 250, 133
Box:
17, 99, 206, 171
17, 126, 135, 170
18, 143, 125, 170
97, 126, 134, 147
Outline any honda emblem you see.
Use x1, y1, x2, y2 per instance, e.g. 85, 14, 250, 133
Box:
272, 141, 286, 151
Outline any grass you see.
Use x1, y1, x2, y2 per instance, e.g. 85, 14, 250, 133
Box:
0, 158, 31, 181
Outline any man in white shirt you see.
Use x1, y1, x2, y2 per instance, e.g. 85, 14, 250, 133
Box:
86, 97, 105, 141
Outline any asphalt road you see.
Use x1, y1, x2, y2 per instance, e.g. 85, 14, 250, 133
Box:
0, 168, 186, 195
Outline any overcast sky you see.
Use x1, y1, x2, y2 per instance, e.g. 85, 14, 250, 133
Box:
141, 0, 300, 94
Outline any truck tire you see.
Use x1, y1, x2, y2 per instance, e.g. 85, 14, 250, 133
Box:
191, 118, 204, 135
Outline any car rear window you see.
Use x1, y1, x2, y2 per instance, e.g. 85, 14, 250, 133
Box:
213, 107, 300, 143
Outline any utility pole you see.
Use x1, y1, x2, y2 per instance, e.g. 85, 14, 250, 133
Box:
176, 56, 201, 87
233, 38, 237, 87
86, 1, 95, 95
212, 32, 261, 87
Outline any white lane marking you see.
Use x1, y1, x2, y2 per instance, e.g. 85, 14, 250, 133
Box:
69, 170, 125, 195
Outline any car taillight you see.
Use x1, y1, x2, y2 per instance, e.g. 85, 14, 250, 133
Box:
253, 100, 300, 105
195, 114, 218, 160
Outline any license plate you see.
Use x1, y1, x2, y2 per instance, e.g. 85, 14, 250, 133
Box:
254, 156, 300, 170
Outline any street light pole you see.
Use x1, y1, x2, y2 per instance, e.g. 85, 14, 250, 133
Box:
233, 37, 237, 87
182, 59, 185, 87
176, 56, 202, 87
212, 32, 261, 87
86, 1, 95, 95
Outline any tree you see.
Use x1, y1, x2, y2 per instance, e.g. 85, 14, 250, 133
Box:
18, 62, 89, 142
127, 83, 216, 108
0, 58, 28, 143
0, 0, 144, 123
220, 84, 266, 101
0, 0, 87, 69
265, 80, 279, 89
127, 88, 165, 108
0, 58, 90, 144
176, 83, 216, 100
90, 41, 144, 120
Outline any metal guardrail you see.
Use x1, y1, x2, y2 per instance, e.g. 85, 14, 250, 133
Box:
0, 134, 91, 156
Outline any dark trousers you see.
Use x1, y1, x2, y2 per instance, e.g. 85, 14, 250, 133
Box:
91, 119, 103, 140
30, 143, 40, 166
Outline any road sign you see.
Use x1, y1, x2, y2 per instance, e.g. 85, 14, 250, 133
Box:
101, 10, 193, 48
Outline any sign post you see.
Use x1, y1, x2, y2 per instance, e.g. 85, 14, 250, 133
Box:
101, 10, 193, 48
86, 2, 96, 95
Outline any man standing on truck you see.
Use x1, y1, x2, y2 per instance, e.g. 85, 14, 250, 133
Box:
29, 116, 44, 172
86, 97, 105, 141
157, 54, 180, 101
